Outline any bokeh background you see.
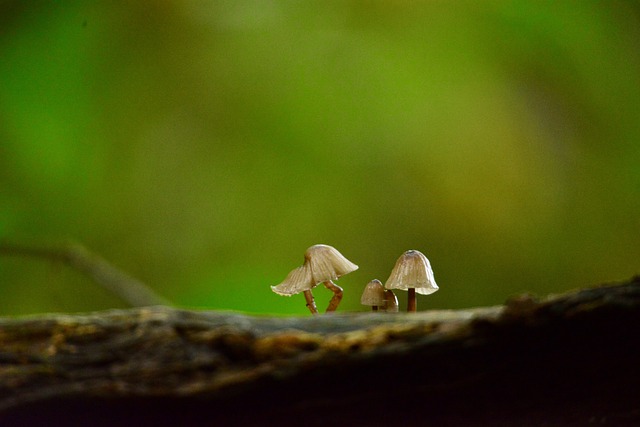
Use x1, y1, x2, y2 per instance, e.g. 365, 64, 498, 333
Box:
1, 1, 639, 316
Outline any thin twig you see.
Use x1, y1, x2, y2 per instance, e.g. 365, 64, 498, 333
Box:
0, 240, 170, 307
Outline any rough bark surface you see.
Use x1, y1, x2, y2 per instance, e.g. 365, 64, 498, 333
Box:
1, 277, 639, 426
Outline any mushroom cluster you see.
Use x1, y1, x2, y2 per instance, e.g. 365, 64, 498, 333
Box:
360, 279, 399, 312
272, 245, 438, 314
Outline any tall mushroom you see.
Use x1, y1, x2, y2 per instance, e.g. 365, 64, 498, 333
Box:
271, 244, 358, 314
384, 250, 438, 312
305, 244, 358, 312
361, 279, 385, 311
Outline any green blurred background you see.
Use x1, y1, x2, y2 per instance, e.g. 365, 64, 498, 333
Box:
1, 1, 639, 316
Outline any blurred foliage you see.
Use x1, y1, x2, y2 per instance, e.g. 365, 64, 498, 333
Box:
1, 1, 639, 316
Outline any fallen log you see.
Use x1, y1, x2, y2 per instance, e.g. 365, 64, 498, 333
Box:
1, 276, 639, 426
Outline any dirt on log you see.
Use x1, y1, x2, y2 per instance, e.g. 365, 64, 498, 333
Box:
1, 277, 639, 426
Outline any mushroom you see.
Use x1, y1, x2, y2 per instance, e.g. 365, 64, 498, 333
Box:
271, 244, 358, 314
361, 279, 385, 311
384, 250, 438, 312
383, 289, 399, 313
305, 244, 358, 312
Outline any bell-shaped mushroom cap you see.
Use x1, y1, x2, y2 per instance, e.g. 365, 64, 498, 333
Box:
271, 264, 315, 296
384, 289, 399, 312
361, 279, 386, 306
304, 244, 358, 284
384, 250, 438, 295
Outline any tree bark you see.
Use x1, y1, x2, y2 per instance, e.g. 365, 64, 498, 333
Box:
1, 276, 639, 426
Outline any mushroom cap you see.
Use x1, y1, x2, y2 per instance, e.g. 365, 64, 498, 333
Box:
384, 250, 438, 295
360, 279, 386, 306
271, 264, 315, 296
304, 244, 358, 284
384, 289, 399, 312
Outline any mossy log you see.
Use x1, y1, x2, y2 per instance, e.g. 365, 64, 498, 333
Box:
1, 277, 639, 426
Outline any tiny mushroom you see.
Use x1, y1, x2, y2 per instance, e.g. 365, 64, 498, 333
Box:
385, 250, 438, 312
383, 289, 399, 313
271, 244, 358, 314
361, 279, 386, 311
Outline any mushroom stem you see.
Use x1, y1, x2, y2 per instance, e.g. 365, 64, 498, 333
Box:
303, 290, 319, 315
407, 288, 417, 312
323, 280, 343, 312
372, 306, 378, 312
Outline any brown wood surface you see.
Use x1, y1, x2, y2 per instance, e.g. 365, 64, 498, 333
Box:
1, 276, 639, 426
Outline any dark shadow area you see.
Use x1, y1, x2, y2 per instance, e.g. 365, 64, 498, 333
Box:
4, 286, 639, 427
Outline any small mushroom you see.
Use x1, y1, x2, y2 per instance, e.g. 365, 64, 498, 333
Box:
271, 244, 358, 314
361, 279, 385, 311
384, 250, 438, 312
383, 289, 399, 313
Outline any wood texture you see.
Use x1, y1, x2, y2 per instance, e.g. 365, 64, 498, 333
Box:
1, 276, 639, 426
